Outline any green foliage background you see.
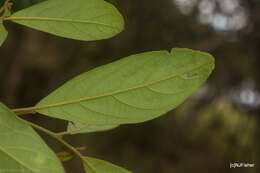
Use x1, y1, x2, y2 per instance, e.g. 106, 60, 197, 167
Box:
0, 0, 259, 173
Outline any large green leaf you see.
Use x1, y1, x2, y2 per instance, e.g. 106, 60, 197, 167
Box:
6, 0, 124, 41
83, 156, 131, 173
0, 22, 8, 46
35, 48, 214, 127
0, 103, 65, 173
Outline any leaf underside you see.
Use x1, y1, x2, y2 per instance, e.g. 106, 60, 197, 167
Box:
0, 103, 65, 173
83, 156, 132, 173
67, 121, 118, 134
8, 0, 124, 41
35, 48, 214, 133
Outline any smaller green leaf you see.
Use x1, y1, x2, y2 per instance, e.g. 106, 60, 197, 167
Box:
7, 0, 124, 41
67, 122, 118, 134
0, 103, 65, 173
0, 22, 8, 46
83, 156, 132, 173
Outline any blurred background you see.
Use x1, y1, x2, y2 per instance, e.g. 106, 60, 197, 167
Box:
0, 0, 259, 172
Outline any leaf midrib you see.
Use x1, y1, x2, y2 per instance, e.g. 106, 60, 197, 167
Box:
36, 61, 212, 111
5, 16, 119, 29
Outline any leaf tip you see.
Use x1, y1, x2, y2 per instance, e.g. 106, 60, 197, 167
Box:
171, 47, 215, 71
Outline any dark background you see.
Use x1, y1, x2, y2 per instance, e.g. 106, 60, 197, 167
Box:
0, 0, 259, 172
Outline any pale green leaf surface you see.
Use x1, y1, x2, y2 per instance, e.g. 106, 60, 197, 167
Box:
36, 48, 214, 127
8, 0, 124, 41
0, 103, 65, 173
83, 156, 131, 173
67, 121, 118, 134
0, 22, 8, 46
